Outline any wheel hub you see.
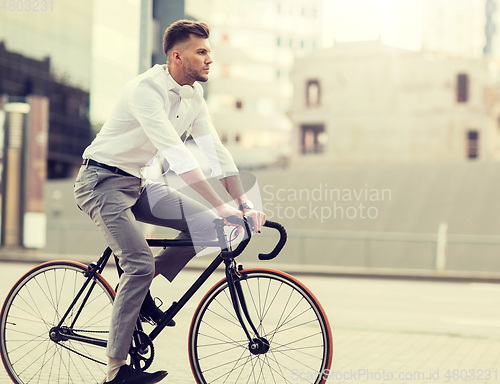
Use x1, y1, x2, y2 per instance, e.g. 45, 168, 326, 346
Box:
49, 327, 69, 342
249, 337, 270, 355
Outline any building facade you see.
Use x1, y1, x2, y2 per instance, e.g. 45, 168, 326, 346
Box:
0, 0, 94, 177
0, 43, 92, 178
92, 0, 185, 125
289, 40, 500, 166
0, 0, 93, 89
186, 0, 322, 168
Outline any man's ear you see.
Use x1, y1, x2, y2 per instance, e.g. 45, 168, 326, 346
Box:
172, 50, 182, 65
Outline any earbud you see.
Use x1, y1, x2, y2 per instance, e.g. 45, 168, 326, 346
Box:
179, 85, 195, 99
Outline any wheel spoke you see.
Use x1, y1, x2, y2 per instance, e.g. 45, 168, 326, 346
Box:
206, 300, 242, 328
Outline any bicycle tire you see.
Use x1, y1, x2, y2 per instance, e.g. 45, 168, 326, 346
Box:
0, 260, 115, 384
189, 268, 333, 384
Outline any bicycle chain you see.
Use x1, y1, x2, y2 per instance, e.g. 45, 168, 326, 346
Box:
67, 328, 109, 334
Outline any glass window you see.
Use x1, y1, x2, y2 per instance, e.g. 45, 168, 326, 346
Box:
467, 130, 479, 159
301, 124, 325, 154
457, 73, 469, 103
306, 80, 320, 106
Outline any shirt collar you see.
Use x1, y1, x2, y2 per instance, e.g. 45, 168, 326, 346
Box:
161, 65, 182, 95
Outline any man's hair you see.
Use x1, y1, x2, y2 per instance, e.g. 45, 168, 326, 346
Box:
163, 20, 210, 60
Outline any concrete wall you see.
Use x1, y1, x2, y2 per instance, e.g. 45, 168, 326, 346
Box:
43, 162, 500, 273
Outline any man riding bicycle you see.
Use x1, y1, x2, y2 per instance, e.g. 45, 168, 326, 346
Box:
74, 19, 266, 384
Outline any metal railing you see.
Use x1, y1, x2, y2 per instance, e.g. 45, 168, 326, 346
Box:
46, 220, 500, 271
260, 222, 500, 271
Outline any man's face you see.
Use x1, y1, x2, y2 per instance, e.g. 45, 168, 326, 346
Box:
180, 35, 213, 83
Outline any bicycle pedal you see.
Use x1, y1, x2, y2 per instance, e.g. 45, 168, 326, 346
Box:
140, 311, 176, 327
141, 317, 176, 327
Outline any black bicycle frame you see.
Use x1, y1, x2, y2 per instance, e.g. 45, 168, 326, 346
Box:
52, 218, 262, 349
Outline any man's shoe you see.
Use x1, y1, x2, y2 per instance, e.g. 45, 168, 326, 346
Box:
140, 291, 175, 327
104, 364, 167, 384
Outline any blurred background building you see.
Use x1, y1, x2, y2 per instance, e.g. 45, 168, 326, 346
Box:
91, 0, 185, 128
0, 0, 92, 179
290, 40, 500, 165
290, 0, 500, 166
185, 0, 322, 169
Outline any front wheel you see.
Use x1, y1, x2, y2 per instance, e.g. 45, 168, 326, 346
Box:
189, 268, 333, 384
0, 260, 115, 384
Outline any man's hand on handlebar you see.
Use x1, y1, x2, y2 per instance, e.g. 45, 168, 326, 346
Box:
241, 208, 266, 234
215, 204, 266, 235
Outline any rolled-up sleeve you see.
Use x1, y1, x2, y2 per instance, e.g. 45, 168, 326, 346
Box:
191, 99, 239, 178
128, 80, 199, 174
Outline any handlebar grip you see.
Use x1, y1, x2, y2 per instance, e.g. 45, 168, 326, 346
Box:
258, 220, 287, 260
226, 215, 245, 226
226, 215, 254, 232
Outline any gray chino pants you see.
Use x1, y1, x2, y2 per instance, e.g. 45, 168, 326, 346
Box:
74, 164, 217, 359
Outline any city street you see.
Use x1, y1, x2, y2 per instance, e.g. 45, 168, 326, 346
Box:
0, 260, 499, 383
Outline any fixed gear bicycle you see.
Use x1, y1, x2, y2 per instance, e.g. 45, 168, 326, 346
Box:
0, 217, 333, 384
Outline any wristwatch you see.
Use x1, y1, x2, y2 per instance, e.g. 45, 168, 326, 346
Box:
238, 200, 254, 211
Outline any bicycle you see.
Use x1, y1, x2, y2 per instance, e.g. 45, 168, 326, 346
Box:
0, 216, 333, 384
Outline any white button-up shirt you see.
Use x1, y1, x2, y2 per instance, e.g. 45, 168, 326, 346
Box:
82, 64, 238, 179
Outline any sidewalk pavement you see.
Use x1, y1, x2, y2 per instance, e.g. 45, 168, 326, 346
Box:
0, 259, 499, 384
148, 327, 500, 384
319, 328, 500, 384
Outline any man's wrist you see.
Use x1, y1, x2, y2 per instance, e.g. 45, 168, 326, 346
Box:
238, 200, 254, 211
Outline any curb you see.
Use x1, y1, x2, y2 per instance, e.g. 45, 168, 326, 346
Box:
1, 251, 499, 283
185, 259, 500, 283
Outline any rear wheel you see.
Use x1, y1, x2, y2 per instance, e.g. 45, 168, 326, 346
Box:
0, 261, 114, 384
189, 268, 333, 384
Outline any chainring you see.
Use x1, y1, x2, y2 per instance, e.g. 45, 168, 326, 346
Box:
129, 330, 155, 371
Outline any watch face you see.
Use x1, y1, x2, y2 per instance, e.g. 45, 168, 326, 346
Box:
240, 201, 254, 210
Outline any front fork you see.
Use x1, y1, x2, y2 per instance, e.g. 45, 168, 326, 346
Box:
224, 260, 270, 355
